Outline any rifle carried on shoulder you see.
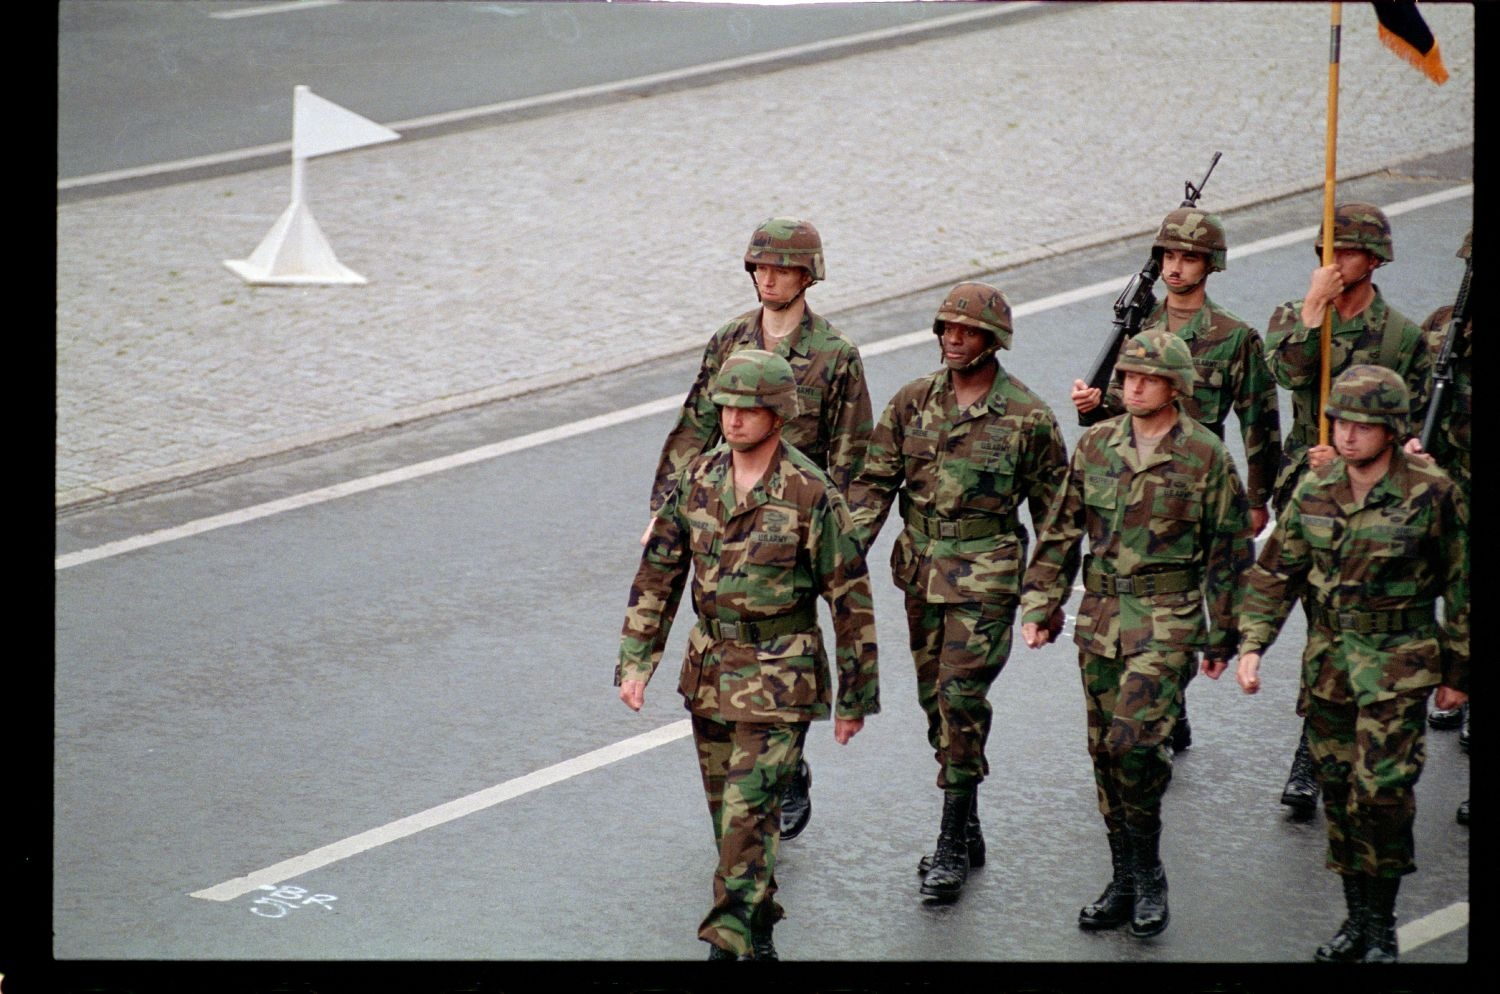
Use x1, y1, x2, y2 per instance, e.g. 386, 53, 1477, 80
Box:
1077, 151, 1222, 427
1417, 245, 1472, 453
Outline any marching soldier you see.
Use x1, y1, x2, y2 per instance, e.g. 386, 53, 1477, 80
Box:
1236, 365, 1468, 963
1071, 208, 1281, 751
618, 350, 879, 960
1262, 202, 1432, 816
846, 282, 1069, 902
1020, 329, 1253, 939
1405, 229, 1472, 825
643, 217, 874, 840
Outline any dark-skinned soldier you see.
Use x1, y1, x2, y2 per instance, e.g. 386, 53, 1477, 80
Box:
847, 282, 1069, 902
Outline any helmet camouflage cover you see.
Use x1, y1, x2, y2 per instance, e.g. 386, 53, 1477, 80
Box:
1114, 328, 1195, 395
1314, 201, 1394, 263
1153, 208, 1228, 273
744, 217, 825, 282
1324, 364, 1409, 435
710, 349, 800, 421
931, 281, 1014, 351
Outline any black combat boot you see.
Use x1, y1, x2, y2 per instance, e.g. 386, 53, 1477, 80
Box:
1361, 876, 1401, 963
1281, 733, 1319, 817
1170, 697, 1192, 753
706, 943, 738, 961
779, 759, 812, 840
1457, 798, 1469, 825
919, 790, 971, 901
1077, 830, 1134, 930
749, 922, 778, 961
1314, 874, 1367, 962
1428, 702, 1464, 729
1127, 826, 1169, 938
918, 785, 984, 874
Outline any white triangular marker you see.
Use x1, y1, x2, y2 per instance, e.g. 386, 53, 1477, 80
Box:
224, 85, 399, 285
293, 85, 399, 160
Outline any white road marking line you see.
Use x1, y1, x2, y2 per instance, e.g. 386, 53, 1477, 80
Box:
61, 2, 1040, 190
55, 185, 1471, 572
56, 395, 681, 571
210, 0, 343, 20
1400, 900, 1468, 952
190, 717, 692, 901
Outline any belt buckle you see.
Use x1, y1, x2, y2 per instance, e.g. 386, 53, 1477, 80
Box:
720, 621, 741, 641
1114, 576, 1133, 595
1337, 612, 1357, 632
938, 521, 960, 539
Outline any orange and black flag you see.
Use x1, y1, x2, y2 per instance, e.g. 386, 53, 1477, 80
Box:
1373, 1, 1449, 84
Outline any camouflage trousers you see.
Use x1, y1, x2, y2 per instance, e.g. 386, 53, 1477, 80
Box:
690, 711, 808, 957
1078, 648, 1191, 834
905, 594, 1016, 792
1305, 691, 1429, 877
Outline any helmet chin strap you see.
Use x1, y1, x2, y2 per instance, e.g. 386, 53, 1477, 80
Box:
1164, 276, 1206, 296
1125, 389, 1179, 420
762, 287, 805, 312
726, 414, 784, 451
958, 345, 998, 372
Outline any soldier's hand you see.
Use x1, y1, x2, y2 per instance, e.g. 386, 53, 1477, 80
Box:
1434, 686, 1468, 712
1235, 652, 1261, 694
639, 521, 654, 547
834, 716, 864, 744
1250, 504, 1270, 538
619, 680, 646, 711
1071, 379, 1102, 414
1021, 621, 1047, 649
1200, 655, 1229, 680
1307, 444, 1337, 470
1402, 437, 1433, 462
1302, 265, 1342, 326
1046, 606, 1065, 643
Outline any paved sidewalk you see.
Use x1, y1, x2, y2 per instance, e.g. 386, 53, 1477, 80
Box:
55, 1, 1474, 509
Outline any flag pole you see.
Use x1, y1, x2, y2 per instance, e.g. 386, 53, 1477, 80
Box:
1318, 2, 1342, 446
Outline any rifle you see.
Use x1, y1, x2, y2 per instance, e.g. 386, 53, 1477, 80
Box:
1077, 151, 1222, 426
1417, 247, 1472, 453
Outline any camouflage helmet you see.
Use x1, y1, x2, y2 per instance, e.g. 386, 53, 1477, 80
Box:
1314, 202, 1394, 264
1324, 364, 1409, 435
710, 349, 799, 421
744, 217, 825, 283
1114, 328, 1195, 395
1458, 228, 1472, 260
1152, 208, 1228, 273
931, 281, 1014, 351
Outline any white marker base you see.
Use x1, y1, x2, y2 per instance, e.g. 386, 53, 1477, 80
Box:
224, 199, 366, 285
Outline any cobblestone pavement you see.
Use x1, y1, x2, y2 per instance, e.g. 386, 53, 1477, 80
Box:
55, 1, 1474, 508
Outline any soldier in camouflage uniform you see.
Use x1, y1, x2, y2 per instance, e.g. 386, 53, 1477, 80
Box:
1406, 231, 1471, 790
1071, 208, 1281, 753
1020, 329, 1253, 939
618, 350, 880, 960
1263, 202, 1432, 818
845, 282, 1069, 902
1236, 365, 1468, 963
643, 217, 874, 840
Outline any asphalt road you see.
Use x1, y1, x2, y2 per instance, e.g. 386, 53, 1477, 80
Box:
57, 0, 1042, 183
49, 167, 1471, 986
